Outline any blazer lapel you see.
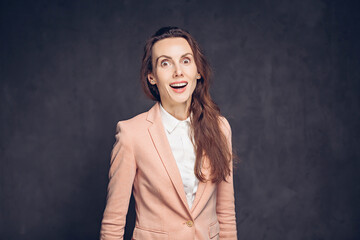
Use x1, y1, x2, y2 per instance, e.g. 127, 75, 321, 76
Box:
190, 178, 207, 213
146, 103, 190, 213
190, 157, 211, 216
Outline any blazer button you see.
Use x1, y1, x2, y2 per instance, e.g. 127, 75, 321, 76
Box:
186, 220, 193, 227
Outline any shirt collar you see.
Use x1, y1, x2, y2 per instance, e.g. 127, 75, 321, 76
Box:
159, 103, 190, 133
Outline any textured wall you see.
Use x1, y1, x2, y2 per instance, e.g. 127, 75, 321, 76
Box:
1, 0, 359, 239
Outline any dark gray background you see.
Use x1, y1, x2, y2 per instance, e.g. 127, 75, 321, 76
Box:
1, 0, 359, 239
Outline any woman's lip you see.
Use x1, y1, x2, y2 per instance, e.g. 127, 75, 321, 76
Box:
171, 85, 187, 93
169, 80, 188, 85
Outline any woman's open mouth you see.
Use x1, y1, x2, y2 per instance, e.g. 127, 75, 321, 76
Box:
170, 82, 188, 93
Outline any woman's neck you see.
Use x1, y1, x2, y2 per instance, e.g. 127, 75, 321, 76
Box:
161, 100, 190, 121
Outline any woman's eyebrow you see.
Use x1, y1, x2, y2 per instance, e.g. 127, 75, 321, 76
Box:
155, 53, 193, 65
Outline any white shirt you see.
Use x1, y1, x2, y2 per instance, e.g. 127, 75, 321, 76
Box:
159, 104, 199, 209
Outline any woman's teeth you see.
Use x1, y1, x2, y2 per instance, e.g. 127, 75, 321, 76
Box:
170, 82, 188, 89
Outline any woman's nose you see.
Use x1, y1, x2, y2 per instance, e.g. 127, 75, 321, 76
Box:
173, 64, 183, 78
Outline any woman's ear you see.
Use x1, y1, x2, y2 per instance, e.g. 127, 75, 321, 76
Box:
148, 73, 156, 85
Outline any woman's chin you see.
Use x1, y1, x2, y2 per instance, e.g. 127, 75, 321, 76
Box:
167, 97, 192, 107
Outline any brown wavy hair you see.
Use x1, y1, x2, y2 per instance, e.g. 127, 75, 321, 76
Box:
140, 26, 231, 183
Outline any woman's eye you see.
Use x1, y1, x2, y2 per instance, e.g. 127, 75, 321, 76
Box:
160, 60, 171, 67
182, 58, 191, 64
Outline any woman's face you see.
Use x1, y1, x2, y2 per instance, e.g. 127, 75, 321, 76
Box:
148, 37, 199, 111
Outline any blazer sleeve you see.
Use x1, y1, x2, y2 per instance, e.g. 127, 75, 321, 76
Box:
100, 121, 137, 240
217, 117, 238, 239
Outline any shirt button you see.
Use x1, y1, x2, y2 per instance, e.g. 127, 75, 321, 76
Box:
185, 220, 193, 227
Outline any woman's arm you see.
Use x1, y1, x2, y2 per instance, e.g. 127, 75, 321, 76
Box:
217, 117, 238, 239
100, 121, 137, 240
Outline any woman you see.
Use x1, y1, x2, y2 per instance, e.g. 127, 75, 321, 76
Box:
100, 26, 237, 240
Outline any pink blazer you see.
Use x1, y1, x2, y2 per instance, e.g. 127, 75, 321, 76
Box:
100, 102, 237, 240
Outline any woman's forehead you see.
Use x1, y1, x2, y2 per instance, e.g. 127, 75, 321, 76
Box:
152, 37, 193, 58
